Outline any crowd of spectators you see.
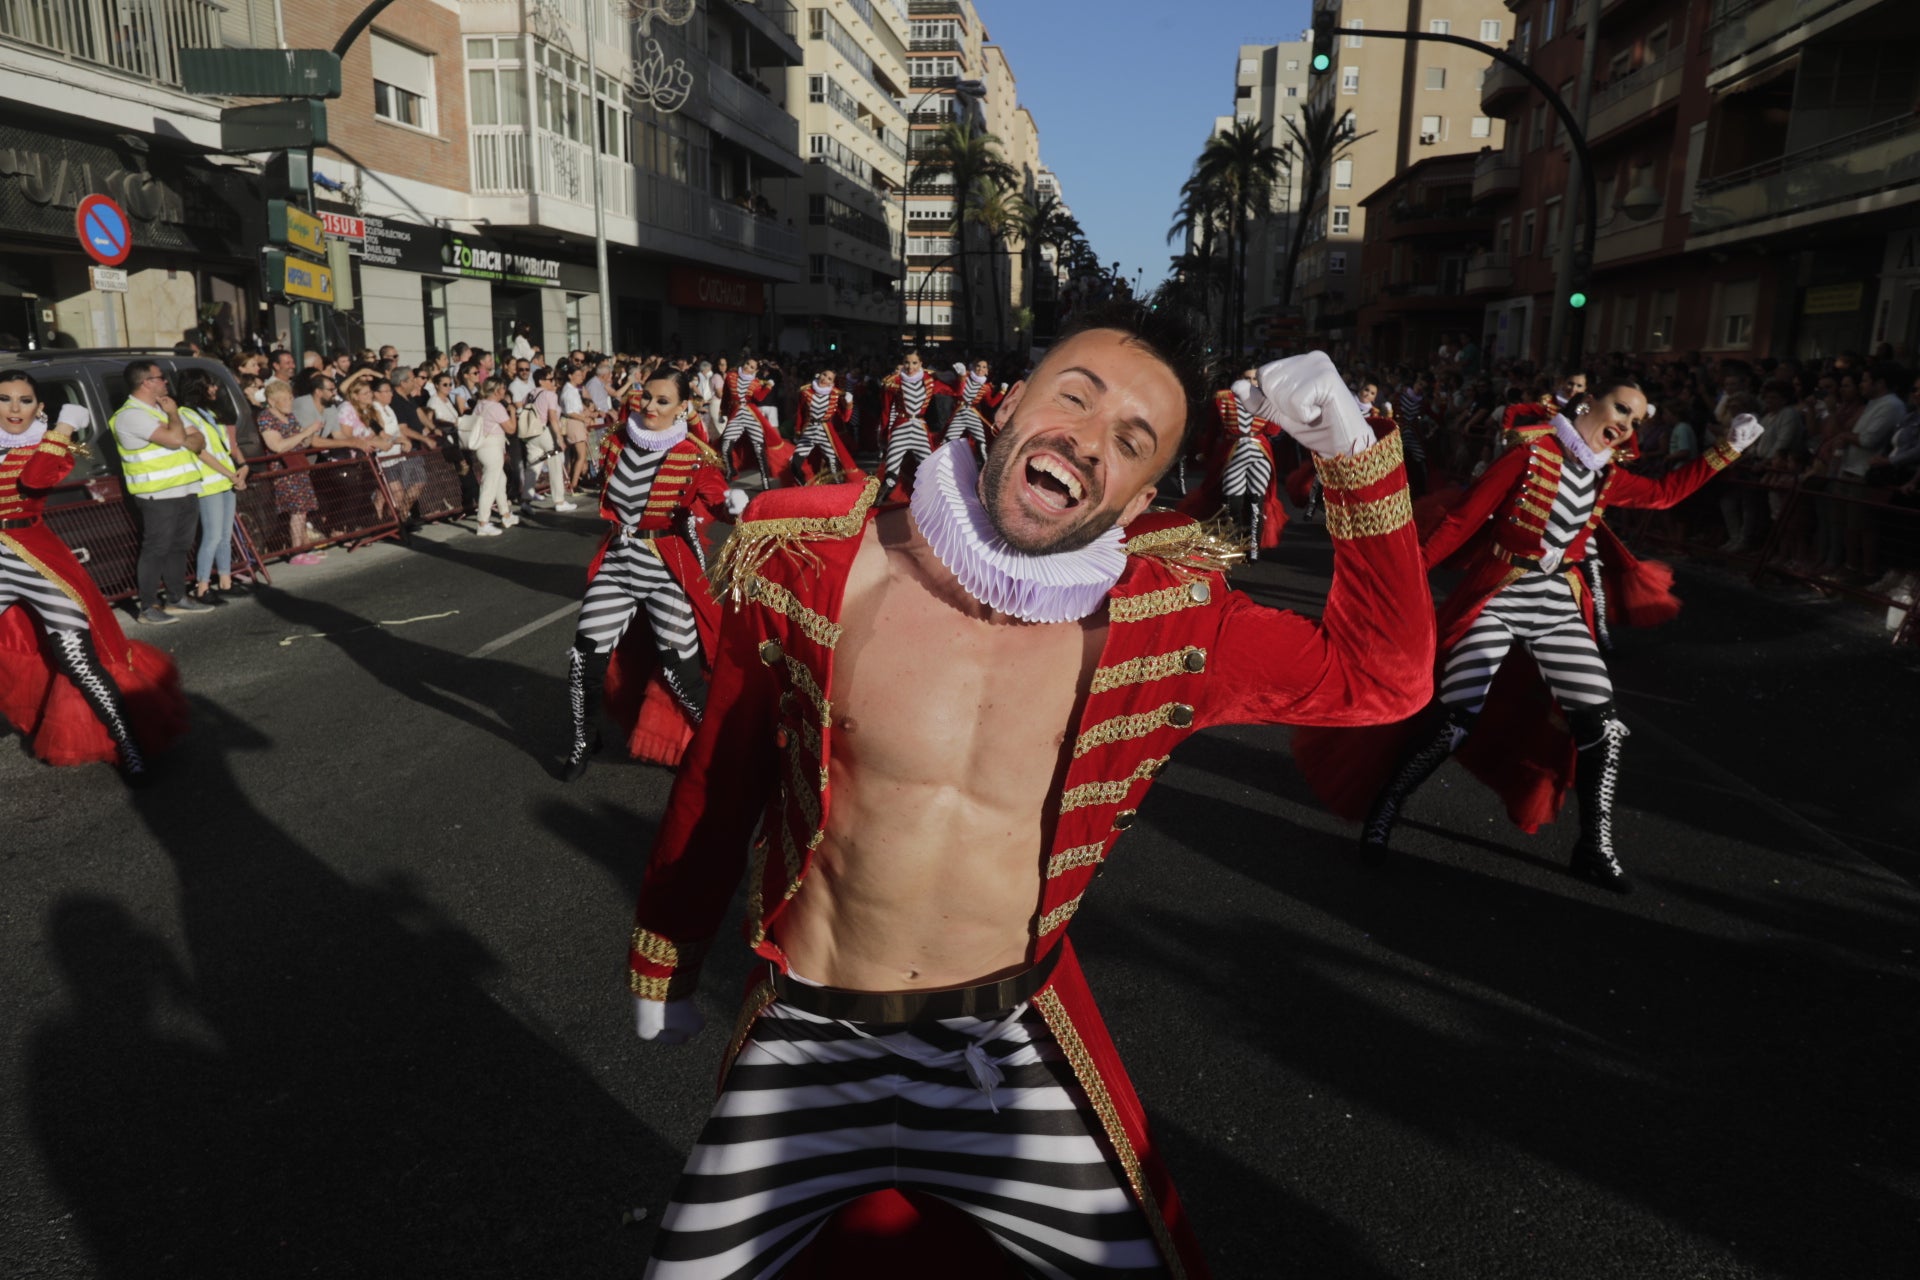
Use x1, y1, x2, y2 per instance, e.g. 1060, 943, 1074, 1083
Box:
1316, 335, 1920, 608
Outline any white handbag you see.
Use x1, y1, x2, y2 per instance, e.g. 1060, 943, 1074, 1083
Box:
456, 412, 486, 450
519, 407, 558, 462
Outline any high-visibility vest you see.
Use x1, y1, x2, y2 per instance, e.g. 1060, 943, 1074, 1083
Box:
111, 397, 202, 497
184, 406, 236, 495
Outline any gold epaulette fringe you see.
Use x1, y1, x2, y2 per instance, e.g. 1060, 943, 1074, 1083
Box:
710, 474, 881, 600
688, 436, 724, 470
1124, 513, 1248, 577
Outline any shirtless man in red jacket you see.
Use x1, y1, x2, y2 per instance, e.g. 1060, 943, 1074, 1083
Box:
629, 304, 1432, 1278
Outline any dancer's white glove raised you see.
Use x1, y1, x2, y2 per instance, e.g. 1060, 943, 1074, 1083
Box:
1250, 352, 1376, 458
635, 996, 706, 1044
57, 404, 91, 430
725, 487, 752, 518
1727, 412, 1763, 453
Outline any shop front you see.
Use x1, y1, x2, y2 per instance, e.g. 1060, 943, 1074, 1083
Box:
0, 119, 262, 353
659, 265, 770, 356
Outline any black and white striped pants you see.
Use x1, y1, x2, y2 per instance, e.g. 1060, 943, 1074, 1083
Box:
1220, 435, 1271, 500
720, 412, 768, 474
575, 537, 700, 662
645, 999, 1167, 1279
0, 539, 91, 634
946, 407, 988, 450
1440, 570, 1613, 715
883, 421, 933, 481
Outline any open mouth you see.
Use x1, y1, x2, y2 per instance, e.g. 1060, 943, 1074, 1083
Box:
1601, 424, 1629, 448
1024, 452, 1086, 513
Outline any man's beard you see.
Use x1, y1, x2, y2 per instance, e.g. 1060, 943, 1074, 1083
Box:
978, 417, 1129, 556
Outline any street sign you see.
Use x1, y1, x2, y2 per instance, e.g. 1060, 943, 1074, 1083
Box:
320, 211, 366, 242
180, 49, 342, 98
89, 266, 129, 292
269, 200, 328, 256
263, 249, 335, 305
75, 194, 131, 266
221, 100, 328, 153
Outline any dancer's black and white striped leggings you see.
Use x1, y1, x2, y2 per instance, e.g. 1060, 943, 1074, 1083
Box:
719, 411, 767, 473
575, 537, 699, 661
0, 540, 91, 632
1221, 434, 1272, 500
1439, 570, 1613, 715
645, 998, 1167, 1279
946, 407, 988, 449
884, 421, 933, 480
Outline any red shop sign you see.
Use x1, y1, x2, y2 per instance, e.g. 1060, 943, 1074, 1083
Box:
668, 266, 765, 315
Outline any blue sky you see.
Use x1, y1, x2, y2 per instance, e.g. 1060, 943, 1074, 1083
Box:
982, 0, 1315, 293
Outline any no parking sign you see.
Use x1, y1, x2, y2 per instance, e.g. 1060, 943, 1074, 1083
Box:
76, 194, 132, 267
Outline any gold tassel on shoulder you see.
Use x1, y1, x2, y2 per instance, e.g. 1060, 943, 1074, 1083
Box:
710, 475, 882, 600
1124, 514, 1248, 578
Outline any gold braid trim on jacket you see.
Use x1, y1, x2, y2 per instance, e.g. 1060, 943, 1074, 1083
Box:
711, 475, 881, 600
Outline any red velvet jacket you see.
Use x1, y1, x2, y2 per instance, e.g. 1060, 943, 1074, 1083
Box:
1177, 388, 1288, 549
589, 431, 729, 766
792, 384, 864, 483
628, 431, 1429, 1278
879, 371, 954, 445
0, 434, 188, 765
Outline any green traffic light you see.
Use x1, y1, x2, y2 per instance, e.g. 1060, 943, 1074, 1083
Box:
1569, 291, 1588, 309
1312, 53, 1331, 71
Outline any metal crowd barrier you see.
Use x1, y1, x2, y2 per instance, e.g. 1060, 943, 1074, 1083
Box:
233, 447, 402, 562
40, 478, 143, 603
372, 445, 467, 525
1620, 468, 1920, 647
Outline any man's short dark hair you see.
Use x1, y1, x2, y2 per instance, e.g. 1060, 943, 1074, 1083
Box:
294, 369, 332, 397
1047, 301, 1209, 468
123, 359, 160, 389
269, 348, 292, 365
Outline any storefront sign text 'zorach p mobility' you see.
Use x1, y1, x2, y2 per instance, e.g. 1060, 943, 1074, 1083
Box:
443, 236, 565, 288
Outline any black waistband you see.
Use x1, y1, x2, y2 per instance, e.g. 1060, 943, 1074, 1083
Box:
769, 945, 1062, 1025
0, 517, 39, 529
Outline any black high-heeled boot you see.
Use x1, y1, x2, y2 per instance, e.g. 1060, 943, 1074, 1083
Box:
1360, 707, 1473, 862
48, 629, 148, 784
1569, 707, 1632, 894
564, 638, 606, 783
655, 647, 709, 725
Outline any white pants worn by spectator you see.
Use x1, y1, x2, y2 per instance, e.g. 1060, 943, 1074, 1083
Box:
475, 435, 513, 530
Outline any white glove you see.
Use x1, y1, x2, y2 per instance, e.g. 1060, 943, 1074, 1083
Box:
57, 404, 91, 430
1250, 352, 1376, 458
1538, 547, 1564, 573
1727, 412, 1763, 452
953, 362, 969, 378
635, 996, 706, 1044
1230, 378, 1254, 404
724, 487, 751, 517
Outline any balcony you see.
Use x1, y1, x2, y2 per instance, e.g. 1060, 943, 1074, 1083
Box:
1707, 0, 1858, 82
1464, 251, 1514, 294
633, 182, 804, 277
1472, 150, 1523, 200
0, 0, 226, 89
1593, 210, 1667, 265
908, 0, 963, 13
1480, 55, 1528, 112
1587, 45, 1685, 142
470, 126, 635, 220
1381, 201, 1488, 240
1689, 113, 1920, 245
910, 37, 961, 53
703, 60, 805, 173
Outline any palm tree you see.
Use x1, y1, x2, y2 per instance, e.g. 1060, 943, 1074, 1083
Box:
1194, 118, 1288, 356
912, 120, 1017, 347
1014, 191, 1080, 346
962, 179, 1021, 347
1276, 99, 1373, 311
1166, 173, 1228, 345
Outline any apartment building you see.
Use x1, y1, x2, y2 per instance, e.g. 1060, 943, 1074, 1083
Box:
1297, 0, 1511, 333
1470, 0, 1919, 365
1, 0, 812, 360
1230, 39, 1313, 322
768, 0, 912, 353
1353, 152, 1487, 361
0, 0, 280, 348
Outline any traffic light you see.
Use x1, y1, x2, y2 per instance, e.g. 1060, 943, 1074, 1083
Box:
1569, 291, 1589, 309
1310, 11, 1336, 74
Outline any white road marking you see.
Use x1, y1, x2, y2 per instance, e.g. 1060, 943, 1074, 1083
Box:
468, 601, 578, 660
278, 610, 461, 647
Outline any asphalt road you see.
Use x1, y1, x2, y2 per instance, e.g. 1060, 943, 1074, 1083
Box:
2, 498, 1917, 1280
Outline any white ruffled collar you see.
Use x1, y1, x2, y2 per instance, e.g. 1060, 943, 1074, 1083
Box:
625, 417, 687, 452
909, 441, 1126, 624
1553, 413, 1612, 471
0, 421, 48, 450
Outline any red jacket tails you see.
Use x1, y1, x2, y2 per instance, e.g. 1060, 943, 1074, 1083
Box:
628, 431, 1429, 1277
1177, 387, 1288, 550
0, 435, 188, 765
790, 384, 864, 485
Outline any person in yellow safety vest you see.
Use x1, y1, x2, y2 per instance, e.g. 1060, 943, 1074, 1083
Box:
111, 359, 211, 626
176, 366, 249, 604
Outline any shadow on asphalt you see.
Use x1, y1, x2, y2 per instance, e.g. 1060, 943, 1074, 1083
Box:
1078, 732, 1920, 1280
25, 696, 672, 1279
406, 524, 600, 602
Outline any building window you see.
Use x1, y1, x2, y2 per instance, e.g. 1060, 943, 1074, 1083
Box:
1285, 58, 1300, 70
1333, 158, 1353, 188
1518, 18, 1532, 52
1614, 295, 1637, 350
1646, 24, 1670, 59
372, 34, 434, 131
1544, 0, 1558, 41
1714, 280, 1758, 348
1471, 115, 1492, 138
1342, 66, 1360, 93
1420, 115, 1444, 143
1481, 19, 1502, 42
1332, 205, 1351, 234
1553, 81, 1572, 142
421, 278, 449, 356
1496, 218, 1512, 255
1544, 198, 1561, 255
1649, 289, 1677, 350
1346, 18, 1364, 47
1239, 58, 1258, 76
1520, 210, 1536, 255
1286, 85, 1299, 97
1424, 66, 1446, 90
808, 74, 824, 102
1530, 104, 1547, 149
1329, 251, 1347, 274
1429, 19, 1451, 35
